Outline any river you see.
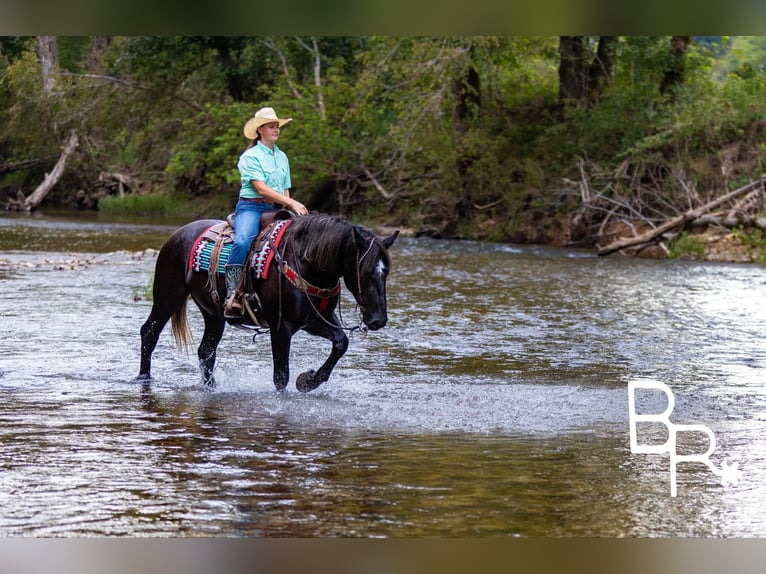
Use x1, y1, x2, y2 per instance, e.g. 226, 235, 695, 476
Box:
1, 210, 765, 537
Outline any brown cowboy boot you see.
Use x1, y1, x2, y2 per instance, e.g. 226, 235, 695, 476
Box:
223, 264, 245, 318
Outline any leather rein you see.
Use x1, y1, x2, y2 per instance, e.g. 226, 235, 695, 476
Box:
268, 231, 376, 333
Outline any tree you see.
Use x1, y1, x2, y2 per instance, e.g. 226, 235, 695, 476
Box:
559, 36, 588, 103
87, 36, 110, 74
660, 35, 691, 96
588, 36, 616, 103
203, 36, 248, 102
558, 36, 616, 105
37, 36, 58, 92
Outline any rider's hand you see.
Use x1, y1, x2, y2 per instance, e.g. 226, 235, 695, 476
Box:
292, 200, 308, 216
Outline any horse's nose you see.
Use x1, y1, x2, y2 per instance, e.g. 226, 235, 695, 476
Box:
365, 315, 387, 331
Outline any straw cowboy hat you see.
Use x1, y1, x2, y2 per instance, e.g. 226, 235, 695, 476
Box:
243, 107, 292, 139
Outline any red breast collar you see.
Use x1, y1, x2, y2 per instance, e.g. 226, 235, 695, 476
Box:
280, 262, 340, 312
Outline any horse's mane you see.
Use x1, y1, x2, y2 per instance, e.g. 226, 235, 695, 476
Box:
289, 214, 354, 267
288, 214, 386, 270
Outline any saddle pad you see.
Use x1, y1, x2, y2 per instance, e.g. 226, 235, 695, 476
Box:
189, 231, 232, 275
188, 218, 292, 278
252, 219, 292, 279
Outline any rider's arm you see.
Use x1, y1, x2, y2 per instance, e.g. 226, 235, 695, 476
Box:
251, 180, 308, 215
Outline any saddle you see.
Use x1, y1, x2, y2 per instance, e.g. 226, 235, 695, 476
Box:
190, 209, 294, 312
225, 208, 293, 236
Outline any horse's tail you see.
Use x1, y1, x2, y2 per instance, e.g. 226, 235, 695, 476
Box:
170, 297, 192, 352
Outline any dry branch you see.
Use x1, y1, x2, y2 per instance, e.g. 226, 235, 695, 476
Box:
98, 171, 142, 197
361, 165, 393, 200
6, 129, 79, 212
597, 175, 766, 256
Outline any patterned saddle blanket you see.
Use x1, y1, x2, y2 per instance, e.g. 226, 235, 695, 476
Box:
189, 216, 292, 280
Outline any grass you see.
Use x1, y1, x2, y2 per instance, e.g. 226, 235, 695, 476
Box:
734, 226, 766, 264
99, 193, 196, 218
668, 231, 707, 260
132, 272, 154, 302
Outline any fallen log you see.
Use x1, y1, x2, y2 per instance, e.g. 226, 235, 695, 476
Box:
5, 129, 79, 212
597, 175, 766, 256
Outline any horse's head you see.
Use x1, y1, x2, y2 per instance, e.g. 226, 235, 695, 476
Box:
345, 227, 399, 331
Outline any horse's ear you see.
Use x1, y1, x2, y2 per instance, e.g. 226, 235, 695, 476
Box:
381, 230, 399, 249
352, 226, 366, 249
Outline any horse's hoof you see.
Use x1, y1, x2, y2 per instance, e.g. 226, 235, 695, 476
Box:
296, 370, 317, 393
134, 373, 151, 383
202, 378, 216, 389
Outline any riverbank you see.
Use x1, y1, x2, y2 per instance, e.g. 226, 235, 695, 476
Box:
6, 201, 764, 265
617, 227, 763, 263
484, 208, 766, 264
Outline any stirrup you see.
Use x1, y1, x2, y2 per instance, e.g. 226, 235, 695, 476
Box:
243, 292, 268, 328
224, 292, 244, 318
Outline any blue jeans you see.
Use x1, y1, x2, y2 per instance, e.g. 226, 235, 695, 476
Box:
228, 198, 274, 266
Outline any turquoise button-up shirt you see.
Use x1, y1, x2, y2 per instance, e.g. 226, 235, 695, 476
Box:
237, 141, 292, 199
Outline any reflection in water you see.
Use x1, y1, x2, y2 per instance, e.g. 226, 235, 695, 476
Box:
1, 214, 766, 536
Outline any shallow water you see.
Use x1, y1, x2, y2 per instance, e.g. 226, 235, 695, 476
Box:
1, 212, 765, 536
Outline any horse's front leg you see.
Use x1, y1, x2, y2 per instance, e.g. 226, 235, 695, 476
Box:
296, 315, 349, 393
269, 324, 293, 392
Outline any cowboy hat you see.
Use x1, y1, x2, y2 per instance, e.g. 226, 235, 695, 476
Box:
243, 107, 292, 139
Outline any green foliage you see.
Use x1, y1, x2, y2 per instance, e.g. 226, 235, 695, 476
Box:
668, 232, 707, 260
57, 37, 92, 73
98, 193, 194, 217
132, 271, 154, 302
733, 226, 766, 263
4, 35, 766, 250
712, 36, 766, 78
164, 102, 250, 198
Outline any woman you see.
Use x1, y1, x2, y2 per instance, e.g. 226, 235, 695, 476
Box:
225, 107, 309, 318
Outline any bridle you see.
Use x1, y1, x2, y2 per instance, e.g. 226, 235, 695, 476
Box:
268, 232, 379, 334
354, 236, 377, 312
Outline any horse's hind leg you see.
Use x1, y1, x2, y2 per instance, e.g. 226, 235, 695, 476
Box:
137, 303, 178, 381
137, 257, 189, 381
198, 310, 225, 387
295, 318, 349, 393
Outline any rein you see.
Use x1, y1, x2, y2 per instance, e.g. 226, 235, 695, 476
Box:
268, 231, 376, 334
355, 236, 376, 310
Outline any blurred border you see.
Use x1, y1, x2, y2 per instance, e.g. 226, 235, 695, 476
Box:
1, 0, 765, 34
1, 538, 766, 574
3, 1, 766, 573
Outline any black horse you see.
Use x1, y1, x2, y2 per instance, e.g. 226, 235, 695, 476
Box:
136, 214, 398, 392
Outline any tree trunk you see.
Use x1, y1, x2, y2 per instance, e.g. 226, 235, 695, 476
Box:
453, 66, 481, 125
6, 129, 79, 212
209, 36, 245, 102
87, 36, 111, 74
660, 36, 691, 97
37, 36, 59, 92
263, 37, 302, 100
559, 36, 616, 106
453, 62, 481, 219
558, 36, 588, 103
310, 37, 326, 121
588, 36, 616, 102
295, 36, 326, 120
